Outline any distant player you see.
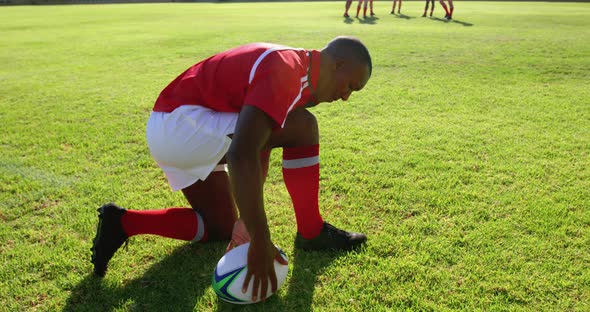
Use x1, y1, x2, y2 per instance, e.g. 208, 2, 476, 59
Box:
391, 0, 402, 15
344, 0, 352, 17
356, 0, 375, 18
422, 0, 434, 17
439, 0, 454, 19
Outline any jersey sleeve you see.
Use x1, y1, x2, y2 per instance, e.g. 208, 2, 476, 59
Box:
243, 52, 302, 128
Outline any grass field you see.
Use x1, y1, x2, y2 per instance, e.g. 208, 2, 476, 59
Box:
1, 1, 589, 311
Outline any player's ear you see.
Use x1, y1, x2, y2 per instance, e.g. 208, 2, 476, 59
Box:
334, 57, 347, 70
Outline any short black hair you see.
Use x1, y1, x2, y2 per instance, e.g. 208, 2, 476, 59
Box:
324, 36, 372, 77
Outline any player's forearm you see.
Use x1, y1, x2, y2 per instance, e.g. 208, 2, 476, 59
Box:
227, 152, 270, 242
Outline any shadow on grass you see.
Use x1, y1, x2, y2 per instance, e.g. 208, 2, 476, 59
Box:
64, 242, 349, 311
395, 13, 415, 20
430, 16, 474, 26
430, 16, 450, 23
358, 16, 379, 25
64, 242, 226, 312
282, 248, 349, 310
452, 19, 474, 26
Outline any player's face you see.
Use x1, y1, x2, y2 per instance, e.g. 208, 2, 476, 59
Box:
315, 60, 370, 104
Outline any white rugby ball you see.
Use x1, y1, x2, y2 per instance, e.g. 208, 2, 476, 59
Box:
212, 242, 289, 304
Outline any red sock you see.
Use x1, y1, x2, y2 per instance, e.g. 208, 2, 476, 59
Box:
121, 208, 207, 242
282, 145, 324, 239
449, 5, 454, 16
363, 6, 367, 16
356, 5, 361, 16
440, 2, 449, 15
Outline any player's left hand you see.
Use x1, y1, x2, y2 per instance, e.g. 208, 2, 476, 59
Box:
225, 219, 251, 253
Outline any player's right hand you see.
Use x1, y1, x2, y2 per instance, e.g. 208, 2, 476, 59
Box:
243, 237, 288, 302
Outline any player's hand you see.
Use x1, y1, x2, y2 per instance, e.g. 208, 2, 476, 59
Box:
225, 219, 251, 253
243, 238, 288, 302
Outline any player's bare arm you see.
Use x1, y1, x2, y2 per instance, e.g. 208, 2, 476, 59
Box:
226, 105, 287, 301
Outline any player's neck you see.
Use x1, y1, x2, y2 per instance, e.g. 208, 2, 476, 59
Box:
315, 51, 335, 101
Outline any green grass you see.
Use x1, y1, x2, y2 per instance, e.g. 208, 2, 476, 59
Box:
1, 1, 589, 310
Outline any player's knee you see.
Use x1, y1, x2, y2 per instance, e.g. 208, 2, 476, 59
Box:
204, 214, 235, 241
298, 110, 319, 142
301, 108, 318, 127
270, 109, 319, 148
287, 109, 318, 142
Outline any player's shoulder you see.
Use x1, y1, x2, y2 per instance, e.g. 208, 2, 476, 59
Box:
220, 43, 303, 66
227, 42, 291, 56
237, 43, 307, 84
255, 44, 306, 70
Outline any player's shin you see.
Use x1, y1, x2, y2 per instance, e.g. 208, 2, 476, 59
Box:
282, 144, 324, 239
121, 208, 207, 242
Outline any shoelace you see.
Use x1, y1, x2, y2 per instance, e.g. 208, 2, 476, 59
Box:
324, 223, 351, 239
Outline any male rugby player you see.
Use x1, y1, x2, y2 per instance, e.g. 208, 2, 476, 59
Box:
91, 36, 371, 301
439, 0, 454, 19
391, 0, 403, 15
344, 0, 353, 17
355, 0, 375, 18
423, 0, 435, 17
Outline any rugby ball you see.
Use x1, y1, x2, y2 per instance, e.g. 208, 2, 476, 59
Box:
212, 243, 289, 304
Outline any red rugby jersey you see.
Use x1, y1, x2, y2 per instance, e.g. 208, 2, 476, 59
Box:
153, 43, 321, 128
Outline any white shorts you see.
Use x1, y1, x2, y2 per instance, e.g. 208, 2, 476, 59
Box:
146, 105, 239, 191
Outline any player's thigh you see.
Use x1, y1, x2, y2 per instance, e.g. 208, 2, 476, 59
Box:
147, 105, 238, 191
181, 169, 237, 241
145, 105, 238, 241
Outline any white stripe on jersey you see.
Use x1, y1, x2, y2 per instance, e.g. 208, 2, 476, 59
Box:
249, 46, 303, 84
281, 75, 308, 128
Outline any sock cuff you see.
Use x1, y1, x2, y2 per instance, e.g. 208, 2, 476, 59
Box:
191, 211, 207, 243
213, 164, 228, 172
282, 144, 319, 160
